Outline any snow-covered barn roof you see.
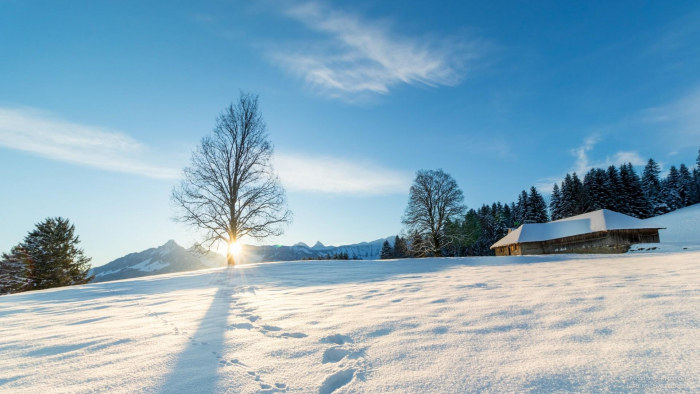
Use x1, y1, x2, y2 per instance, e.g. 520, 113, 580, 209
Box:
490, 209, 665, 249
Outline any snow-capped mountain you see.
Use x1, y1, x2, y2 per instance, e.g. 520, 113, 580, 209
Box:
90, 240, 226, 283
91, 236, 397, 283
243, 236, 396, 263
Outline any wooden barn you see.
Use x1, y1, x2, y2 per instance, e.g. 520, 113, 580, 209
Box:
491, 209, 665, 256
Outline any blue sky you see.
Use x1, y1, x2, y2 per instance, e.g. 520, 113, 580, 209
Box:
1, 1, 700, 266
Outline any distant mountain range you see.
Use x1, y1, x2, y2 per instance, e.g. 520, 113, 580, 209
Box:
90, 240, 226, 283
90, 236, 396, 283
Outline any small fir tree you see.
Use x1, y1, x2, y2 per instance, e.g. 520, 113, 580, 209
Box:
526, 186, 548, 223
21, 217, 93, 290
393, 236, 409, 259
663, 166, 683, 211
679, 164, 698, 206
550, 183, 563, 221
380, 240, 394, 259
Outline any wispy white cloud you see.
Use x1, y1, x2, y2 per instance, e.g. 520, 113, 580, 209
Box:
275, 153, 410, 195
271, 1, 486, 101
532, 177, 559, 194
535, 136, 646, 194
0, 107, 179, 179
571, 135, 645, 175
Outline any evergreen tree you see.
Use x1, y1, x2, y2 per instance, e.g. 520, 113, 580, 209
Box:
617, 165, 634, 215
560, 174, 575, 218
502, 203, 514, 228
393, 236, 408, 259
641, 158, 669, 215
593, 168, 612, 212
475, 205, 496, 255
0, 246, 33, 295
526, 186, 548, 223
604, 166, 622, 212
694, 167, 700, 206
570, 172, 590, 214
583, 170, 598, 210
550, 183, 563, 221
408, 231, 425, 258
462, 209, 482, 256
663, 166, 684, 211
21, 217, 93, 290
642, 158, 662, 199
620, 163, 652, 218
679, 164, 698, 206
380, 240, 394, 259
492, 203, 509, 241
514, 190, 529, 225
696, 148, 700, 204
583, 168, 607, 210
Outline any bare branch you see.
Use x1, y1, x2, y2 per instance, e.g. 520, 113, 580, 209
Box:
402, 169, 465, 256
171, 92, 292, 265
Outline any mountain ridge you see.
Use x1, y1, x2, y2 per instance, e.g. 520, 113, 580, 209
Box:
91, 236, 397, 283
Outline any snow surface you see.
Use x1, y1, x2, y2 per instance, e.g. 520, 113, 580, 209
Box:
3, 248, 700, 393
646, 204, 700, 244
492, 209, 665, 248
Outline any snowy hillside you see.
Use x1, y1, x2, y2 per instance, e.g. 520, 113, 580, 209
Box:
648, 204, 700, 244
3, 251, 700, 393
91, 240, 226, 282
629, 204, 700, 254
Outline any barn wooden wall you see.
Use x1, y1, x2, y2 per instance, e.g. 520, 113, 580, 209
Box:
494, 229, 661, 256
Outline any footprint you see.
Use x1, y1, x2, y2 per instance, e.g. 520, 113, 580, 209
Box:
247, 315, 261, 322
261, 325, 282, 332
275, 383, 286, 389
319, 368, 355, 394
322, 347, 352, 363
280, 332, 307, 339
229, 322, 254, 330
320, 334, 353, 345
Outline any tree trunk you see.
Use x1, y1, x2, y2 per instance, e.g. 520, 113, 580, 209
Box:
227, 251, 235, 266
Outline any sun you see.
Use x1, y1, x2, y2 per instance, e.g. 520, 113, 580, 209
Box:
228, 241, 242, 256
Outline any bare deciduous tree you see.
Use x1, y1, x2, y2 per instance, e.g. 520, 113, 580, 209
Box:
172, 92, 292, 265
402, 169, 465, 257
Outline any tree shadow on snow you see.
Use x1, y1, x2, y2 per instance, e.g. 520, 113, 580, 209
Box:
156, 268, 242, 393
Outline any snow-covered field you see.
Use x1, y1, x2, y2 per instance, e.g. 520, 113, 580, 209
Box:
2, 206, 700, 393
3, 252, 700, 393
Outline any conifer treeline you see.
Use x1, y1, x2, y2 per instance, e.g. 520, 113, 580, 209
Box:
380, 236, 410, 259
303, 251, 358, 260
401, 150, 700, 258
550, 159, 700, 220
